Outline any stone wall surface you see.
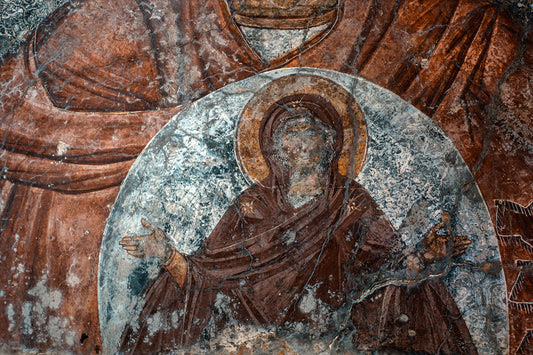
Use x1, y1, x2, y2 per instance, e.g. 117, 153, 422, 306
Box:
0, 0, 532, 354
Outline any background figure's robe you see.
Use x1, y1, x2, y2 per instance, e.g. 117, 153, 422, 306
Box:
0, 0, 530, 352
120, 181, 477, 354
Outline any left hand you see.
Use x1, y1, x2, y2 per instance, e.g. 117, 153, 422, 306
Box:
417, 213, 471, 265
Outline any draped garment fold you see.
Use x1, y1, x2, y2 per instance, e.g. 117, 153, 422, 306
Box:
0, 0, 528, 351
0, 39, 181, 350
120, 181, 477, 354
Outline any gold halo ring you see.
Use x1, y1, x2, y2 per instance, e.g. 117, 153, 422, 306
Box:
236, 74, 367, 183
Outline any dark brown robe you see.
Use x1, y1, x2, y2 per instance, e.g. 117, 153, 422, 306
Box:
119, 180, 477, 354
0, 0, 529, 352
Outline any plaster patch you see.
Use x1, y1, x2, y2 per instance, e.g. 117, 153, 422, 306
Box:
7, 304, 14, 332
28, 276, 63, 310
46, 316, 76, 347
56, 141, 69, 156
66, 261, 81, 287
146, 311, 164, 337
299, 292, 317, 314
22, 302, 33, 335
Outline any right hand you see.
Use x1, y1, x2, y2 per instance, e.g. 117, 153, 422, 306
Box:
119, 218, 175, 263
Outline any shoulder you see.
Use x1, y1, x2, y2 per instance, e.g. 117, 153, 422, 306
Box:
232, 184, 274, 220
344, 180, 379, 211
196, 184, 272, 252
333, 179, 389, 229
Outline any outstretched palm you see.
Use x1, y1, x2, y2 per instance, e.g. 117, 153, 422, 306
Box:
418, 213, 471, 265
120, 218, 174, 263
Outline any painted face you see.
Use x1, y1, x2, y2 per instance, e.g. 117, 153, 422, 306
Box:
272, 115, 335, 172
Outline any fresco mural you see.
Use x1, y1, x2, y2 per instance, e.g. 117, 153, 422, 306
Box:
0, 0, 531, 353
99, 71, 507, 353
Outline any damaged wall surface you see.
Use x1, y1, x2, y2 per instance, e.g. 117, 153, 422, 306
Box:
0, 0, 532, 354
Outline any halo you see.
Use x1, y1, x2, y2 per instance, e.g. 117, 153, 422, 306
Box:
236, 74, 367, 183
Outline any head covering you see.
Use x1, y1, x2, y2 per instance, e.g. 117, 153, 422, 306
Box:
259, 93, 344, 186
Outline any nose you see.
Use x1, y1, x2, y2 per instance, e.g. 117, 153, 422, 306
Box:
298, 137, 307, 152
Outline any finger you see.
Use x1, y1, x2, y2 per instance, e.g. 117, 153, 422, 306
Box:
454, 240, 472, 248
141, 218, 156, 232
429, 222, 446, 234
119, 242, 138, 249
132, 234, 150, 241
453, 244, 470, 252
454, 235, 470, 241
435, 235, 449, 243
454, 239, 471, 247
122, 245, 140, 252
455, 237, 472, 245
120, 237, 140, 244
451, 245, 470, 256
125, 251, 144, 258
121, 235, 148, 243
153, 229, 168, 242
452, 247, 469, 257
451, 249, 468, 258
453, 249, 469, 257
119, 241, 140, 249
